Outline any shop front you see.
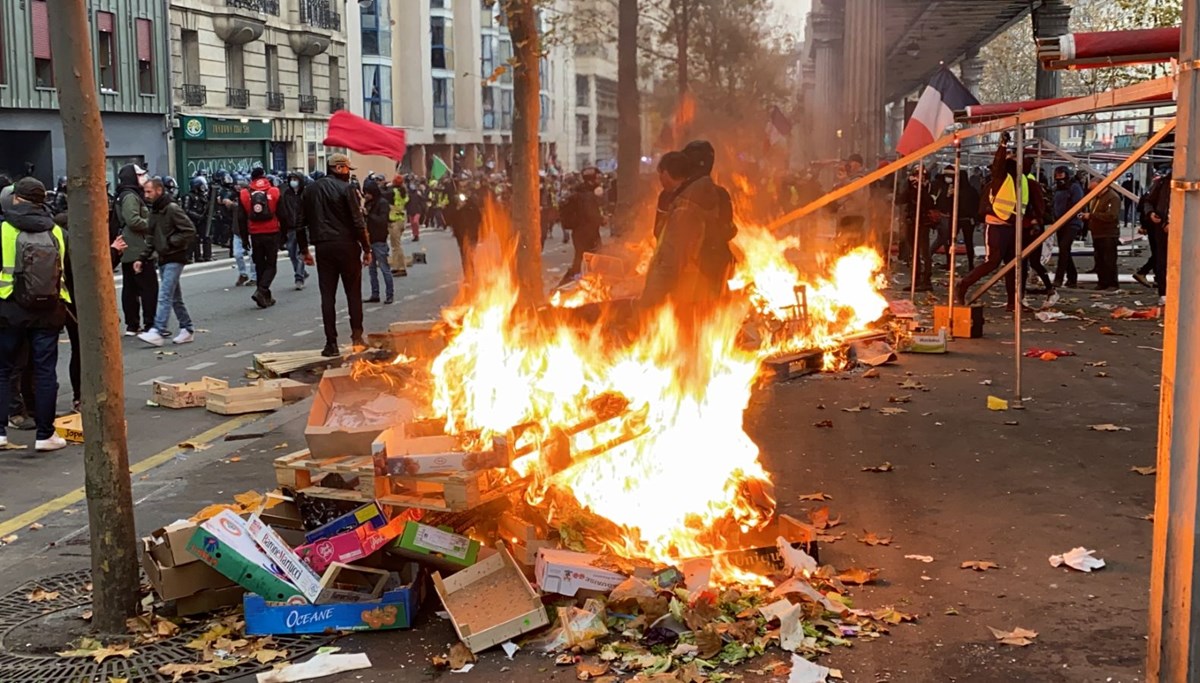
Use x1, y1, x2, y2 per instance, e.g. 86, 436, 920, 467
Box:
175, 116, 272, 179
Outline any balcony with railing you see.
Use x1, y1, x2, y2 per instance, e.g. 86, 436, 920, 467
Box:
299, 94, 318, 113
226, 0, 279, 15
227, 87, 250, 109
299, 0, 341, 31
182, 84, 207, 107
267, 91, 284, 111
329, 97, 345, 113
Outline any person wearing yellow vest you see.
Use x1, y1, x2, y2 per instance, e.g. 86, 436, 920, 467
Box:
0, 178, 70, 452
387, 176, 408, 276
957, 137, 1023, 311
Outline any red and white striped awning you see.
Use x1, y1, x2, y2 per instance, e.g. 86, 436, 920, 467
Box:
1038, 27, 1179, 70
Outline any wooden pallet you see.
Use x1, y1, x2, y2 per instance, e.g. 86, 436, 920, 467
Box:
274, 449, 510, 512
763, 349, 824, 382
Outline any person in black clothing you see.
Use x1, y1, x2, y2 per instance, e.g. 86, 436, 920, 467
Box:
682, 140, 736, 298
1121, 173, 1141, 225
362, 179, 394, 305
654, 152, 691, 241
928, 167, 954, 270
295, 153, 370, 357
279, 171, 309, 290
558, 168, 604, 286
904, 167, 934, 291
50, 176, 68, 214
51, 211, 79, 411
448, 189, 483, 286
183, 177, 211, 263
1142, 168, 1171, 303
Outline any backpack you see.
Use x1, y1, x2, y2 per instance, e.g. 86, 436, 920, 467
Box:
248, 190, 273, 222
12, 230, 62, 311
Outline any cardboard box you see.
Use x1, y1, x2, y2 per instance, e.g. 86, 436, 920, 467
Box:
206, 384, 284, 415
304, 502, 388, 544
535, 548, 630, 597
246, 513, 324, 603
256, 493, 304, 531
153, 377, 229, 409
146, 520, 203, 568
244, 563, 425, 635
907, 328, 948, 354
262, 378, 314, 403
373, 425, 510, 476
54, 413, 84, 443
175, 585, 245, 616
934, 305, 984, 339
186, 510, 307, 604
296, 515, 407, 574
316, 562, 391, 604
305, 367, 416, 458
141, 538, 235, 601
388, 521, 481, 571
433, 544, 550, 653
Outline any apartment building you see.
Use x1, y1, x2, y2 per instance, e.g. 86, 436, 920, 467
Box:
0, 0, 172, 187
168, 0, 348, 179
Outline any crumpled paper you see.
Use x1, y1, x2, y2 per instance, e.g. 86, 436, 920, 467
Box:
787, 653, 832, 683
1049, 547, 1105, 572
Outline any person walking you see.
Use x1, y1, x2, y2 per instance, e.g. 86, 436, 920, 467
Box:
136, 177, 197, 346
1020, 158, 1057, 306
362, 179, 394, 305
1082, 176, 1121, 291
448, 188, 483, 286
296, 154, 370, 357
1142, 167, 1170, 305
957, 137, 1024, 310
407, 181, 425, 243
183, 176, 211, 263
387, 176, 409, 276
558, 169, 604, 286
116, 163, 158, 335
0, 178, 70, 452
239, 167, 282, 308
1050, 166, 1084, 289
279, 171, 309, 290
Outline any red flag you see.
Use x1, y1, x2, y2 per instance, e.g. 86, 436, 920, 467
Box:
322, 110, 408, 161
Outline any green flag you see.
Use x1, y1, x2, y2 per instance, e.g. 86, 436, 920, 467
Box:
430, 155, 450, 181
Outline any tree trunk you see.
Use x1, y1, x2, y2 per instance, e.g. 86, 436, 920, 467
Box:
675, 0, 690, 94
48, 0, 138, 634
615, 0, 641, 236
505, 0, 543, 306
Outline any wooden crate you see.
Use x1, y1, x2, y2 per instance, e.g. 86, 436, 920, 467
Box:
153, 377, 229, 409
205, 384, 283, 415
261, 378, 314, 403
432, 544, 549, 654
763, 349, 823, 382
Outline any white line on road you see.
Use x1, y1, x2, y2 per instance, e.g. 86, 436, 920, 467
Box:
138, 375, 172, 386
403, 294, 419, 302
293, 330, 314, 337
225, 350, 253, 358
263, 339, 284, 347
366, 307, 380, 313
186, 362, 216, 371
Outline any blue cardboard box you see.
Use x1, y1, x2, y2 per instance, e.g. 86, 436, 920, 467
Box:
244, 562, 424, 635
304, 502, 388, 544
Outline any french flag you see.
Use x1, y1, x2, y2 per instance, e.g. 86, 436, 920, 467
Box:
896, 67, 979, 155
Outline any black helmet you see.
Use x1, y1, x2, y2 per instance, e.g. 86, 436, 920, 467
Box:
56, 175, 67, 189
163, 176, 177, 190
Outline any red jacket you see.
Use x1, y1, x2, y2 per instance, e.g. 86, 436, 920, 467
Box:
239, 179, 282, 234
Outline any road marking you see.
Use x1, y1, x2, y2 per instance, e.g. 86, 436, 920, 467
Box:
138, 375, 172, 386
225, 350, 252, 358
418, 289, 433, 296
366, 307, 380, 313
0, 413, 261, 539
293, 329, 314, 337
403, 294, 419, 302
186, 362, 216, 371
263, 339, 284, 347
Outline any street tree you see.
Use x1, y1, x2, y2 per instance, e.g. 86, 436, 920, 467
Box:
616, 0, 642, 235
47, 0, 139, 633
502, 0, 544, 306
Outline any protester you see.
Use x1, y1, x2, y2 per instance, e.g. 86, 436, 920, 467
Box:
836, 153, 869, 248
903, 166, 934, 292
449, 189, 483, 286
683, 140, 736, 298
136, 177, 197, 346
654, 152, 691, 241
1021, 158, 1056, 306
279, 171, 309, 290
0, 178, 69, 451
642, 152, 719, 313
296, 153, 370, 357
387, 176, 409, 276
51, 176, 69, 214
183, 176, 211, 263
928, 166, 955, 270
50, 212, 79, 410
1082, 176, 1121, 292
1120, 172, 1140, 226
407, 180, 425, 243
362, 179, 394, 305
116, 163, 158, 335
1142, 167, 1170, 305
239, 167, 282, 308
558, 168, 604, 286
211, 171, 235, 250
957, 137, 1022, 309
1050, 166, 1084, 289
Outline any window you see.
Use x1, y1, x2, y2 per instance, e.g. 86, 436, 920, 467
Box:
540, 93, 550, 133
482, 86, 495, 130
181, 30, 200, 85
363, 63, 392, 124
431, 17, 454, 70
430, 0, 447, 8
96, 12, 117, 92
265, 45, 280, 92
32, 0, 53, 88
299, 55, 313, 96
498, 38, 512, 84
500, 89, 513, 130
329, 56, 341, 97
480, 35, 496, 78
481, 0, 495, 28
225, 44, 244, 90
360, 0, 391, 57
576, 114, 590, 145
433, 76, 454, 129
575, 75, 590, 107
0, 9, 6, 85
136, 18, 155, 95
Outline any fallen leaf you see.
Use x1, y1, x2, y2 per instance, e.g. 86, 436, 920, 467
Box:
178, 440, 210, 451
227, 456, 243, 463
694, 626, 722, 659
904, 554, 934, 563
960, 560, 1000, 571
835, 567, 879, 585
944, 607, 960, 616
223, 342, 236, 347
841, 402, 870, 413
1143, 513, 1155, 522
155, 619, 180, 637
879, 407, 908, 415
56, 637, 103, 658
862, 368, 880, 379
1090, 423, 1131, 432
157, 660, 238, 682
576, 659, 610, 680
809, 506, 841, 530
861, 462, 893, 472
857, 531, 892, 546
273, 442, 289, 450
989, 625, 1038, 647
108, 678, 129, 683
817, 532, 845, 543
899, 379, 925, 390
28, 588, 60, 602
1, 534, 17, 544
1099, 326, 1120, 336
1095, 371, 1110, 377
81, 609, 93, 621
449, 642, 475, 670
1086, 360, 1108, 367
813, 419, 834, 429
888, 394, 912, 403
798, 492, 832, 502
28, 522, 43, 531
1131, 465, 1156, 475
254, 648, 287, 664
92, 645, 137, 663
979, 379, 993, 385
1004, 420, 1020, 426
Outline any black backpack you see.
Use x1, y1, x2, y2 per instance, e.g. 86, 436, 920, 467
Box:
248, 190, 273, 222
13, 229, 62, 310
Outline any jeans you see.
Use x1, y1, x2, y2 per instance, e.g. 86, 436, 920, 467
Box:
1054, 224, 1079, 287
121, 261, 158, 332
387, 220, 407, 272
1150, 222, 1168, 296
250, 232, 279, 300
154, 261, 193, 334
0, 327, 60, 440
286, 231, 308, 283
316, 241, 365, 346
960, 222, 1017, 305
1093, 235, 1120, 289
233, 234, 256, 280
930, 216, 953, 267
368, 242, 394, 299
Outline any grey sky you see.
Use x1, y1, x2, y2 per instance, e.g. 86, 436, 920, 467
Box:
769, 0, 811, 40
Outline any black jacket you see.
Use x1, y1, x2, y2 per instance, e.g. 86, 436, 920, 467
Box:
297, 175, 369, 252
365, 194, 390, 244
140, 194, 197, 265
278, 175, 305, 231
561, 185, 602, 242
0, 201, 66, 329
182, 188, 209, 228
449, 199, 482, 244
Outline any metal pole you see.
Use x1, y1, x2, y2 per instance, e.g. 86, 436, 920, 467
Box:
947, 142, 961, 331
1148, 2, 1200, 678
1013, 126, 1024, 408
886, 170, 899, 275
910, 162, 925, 300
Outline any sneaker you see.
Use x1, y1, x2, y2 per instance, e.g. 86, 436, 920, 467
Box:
321, 343, 340, 358
246, 279, 257, 287
384, 296, 394, 305
138, 329, 166, 347
8, 416, 34, 431
1045, 290, 1060, 307
1133, 273, 1153, 289
295, 281, 305, 291
364, 296, 381, 303
172, 329, 195, 345
35, 435, 68, 452
0, 435, 7, 448
235, 274, 249, 287
251, 291, 269, 309
124, 328, 138, 337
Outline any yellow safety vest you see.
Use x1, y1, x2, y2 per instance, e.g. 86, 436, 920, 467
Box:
0, 222, 71, 304
389, 190, 408, 222
989, 174, 1029, 221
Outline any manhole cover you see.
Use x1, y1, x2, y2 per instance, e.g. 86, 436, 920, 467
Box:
0, 570, 333, 682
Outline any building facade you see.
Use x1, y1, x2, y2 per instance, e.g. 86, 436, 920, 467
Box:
167, 0, 348, 179
0, 0, 172, 187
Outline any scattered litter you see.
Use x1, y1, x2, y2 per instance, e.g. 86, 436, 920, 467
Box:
1050, 547, 1105, 572
857, 531, 892, 546
1023, 348, 1076, 358
862, 368, 880, 379
861, 462, 893, 472
1131, 465, 1156, 476
1038, 352, 1059, 362
979, 379, 992, 386
28, 523, 43, 531
178, 441, 211, 451
1099, 326, 1122, 336
898, 378, 927, 391
987, 396, 1008, 411
778, 538, 818, 575
256, 651, 371, 682
813, 419, 834, 429
989, 626, 1038, 647
1089, 423, 1131, 432
904, 555, 934, 563
1086, 360, 1108, 367
1035, 310, 1078, 323
960, 561, 1000, 571
1139, 345, 1164, 352
835, 567, 879, 585
501, 641, 519, 660
1, 534, 18, 545
787, 653, 833, 683
841, 402, 870, 413
879, 407, 907, 415
1111, 306, 1160, 320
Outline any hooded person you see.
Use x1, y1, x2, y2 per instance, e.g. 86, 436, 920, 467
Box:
238, 167, 282, 308
135, 177, 198, 347
642, 148, 721, 315
361, 179, 394, 305
956, 137, 1024, 310
279, 171, 310, 289
0, 178, 70, 451
682, 140, 736, 297
115, 163, 158, 334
